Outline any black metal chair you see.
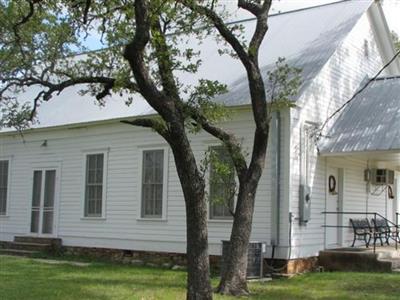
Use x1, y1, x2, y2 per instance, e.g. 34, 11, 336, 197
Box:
371, 218, 390, 246
371, 218, 392, 246
349, 218, 372, 248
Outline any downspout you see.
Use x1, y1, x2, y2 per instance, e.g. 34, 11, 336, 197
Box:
275, 111, 282, 247
270, 111, 281, 260
268, 110, 293, 272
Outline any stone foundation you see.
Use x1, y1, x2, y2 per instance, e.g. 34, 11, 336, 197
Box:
264, 257, 319, 274
62, 245, 221, 271
61, 245, 318, 275
1, 239, 318, 275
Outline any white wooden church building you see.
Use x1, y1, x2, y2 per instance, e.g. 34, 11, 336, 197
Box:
1, 0, 399, 266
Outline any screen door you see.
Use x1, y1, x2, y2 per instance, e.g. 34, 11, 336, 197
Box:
30, 169, 57, 235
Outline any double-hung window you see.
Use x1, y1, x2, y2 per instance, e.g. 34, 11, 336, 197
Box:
209, 146, 235, 220
84, 153, 105, 217
0, 160, 9, 215
141, 149, 165, 219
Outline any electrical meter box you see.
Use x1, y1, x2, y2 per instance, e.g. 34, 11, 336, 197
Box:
299, 184, 311, 224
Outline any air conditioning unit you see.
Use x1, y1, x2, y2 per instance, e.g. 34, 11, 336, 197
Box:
364, 169, 395, 185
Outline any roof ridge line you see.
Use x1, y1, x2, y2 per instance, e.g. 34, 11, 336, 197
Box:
226, 0, 351, 26
375, 75, 400, 81
73, 1, 352, 57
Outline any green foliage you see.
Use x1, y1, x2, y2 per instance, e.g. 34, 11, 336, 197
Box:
0, 0, 238, 129
392, 31, 400, 52
0, 100, 32, 131
202, 146, 236, 212
0, 1, 302, 134
267, 57, 302, 111
185, 79, 229, 133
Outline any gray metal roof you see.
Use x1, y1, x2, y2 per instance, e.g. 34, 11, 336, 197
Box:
215, 0, 372, 106
320, 76, 400, 154
1, 0, 373, 131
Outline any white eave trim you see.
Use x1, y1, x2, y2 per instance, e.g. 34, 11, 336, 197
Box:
319, 149, 400, 157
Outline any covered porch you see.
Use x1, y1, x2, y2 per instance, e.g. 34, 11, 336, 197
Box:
321, 151, 400, 251
318, 76, 400, 254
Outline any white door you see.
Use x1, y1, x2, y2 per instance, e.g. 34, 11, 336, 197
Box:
326, 167, 341, 248
30, 169, 58, 236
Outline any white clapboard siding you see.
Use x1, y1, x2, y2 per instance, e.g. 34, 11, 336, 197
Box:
0, 109, 280, 255
287, 7, 391, 258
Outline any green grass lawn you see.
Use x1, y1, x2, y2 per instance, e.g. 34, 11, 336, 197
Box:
0, 255, 399, 300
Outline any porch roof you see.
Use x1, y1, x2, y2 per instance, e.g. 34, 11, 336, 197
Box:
319, 76, 400, 155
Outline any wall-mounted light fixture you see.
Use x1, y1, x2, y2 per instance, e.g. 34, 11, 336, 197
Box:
41, 140, 48, 147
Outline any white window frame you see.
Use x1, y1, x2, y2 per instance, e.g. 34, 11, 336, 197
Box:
137, 146, 169, 221
206, 145, 235, 222
81, 148, 109, 220
0, 156, 12, 217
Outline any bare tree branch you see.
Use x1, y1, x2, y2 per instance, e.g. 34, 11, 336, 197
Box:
237, 0, 262, 16
123, 0, 176, 118
188, 108, 248, 180
179, 0, 251, 68
83, 0, 92, 24
14, 0, 41, 28
1, 75, 138, 121
151, 19, 180, 99
248, 1, 272, 61
121, 118, 169, 139
11, 0, 42, 61
180, 0, 271, 132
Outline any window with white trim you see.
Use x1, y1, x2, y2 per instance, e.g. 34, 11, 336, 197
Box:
209, 146, 235, 220
84, 153, 105, 217
141, 149, 165, 218
0, 160, 9, 215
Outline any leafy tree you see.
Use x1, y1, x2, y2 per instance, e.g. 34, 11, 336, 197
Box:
392, 31, 400, 52
0, 0, 300, 297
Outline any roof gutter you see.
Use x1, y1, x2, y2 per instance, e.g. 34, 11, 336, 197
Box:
319, 149, 400, 157
0, 104, 253, 137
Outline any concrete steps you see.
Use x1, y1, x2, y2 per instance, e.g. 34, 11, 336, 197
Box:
378, 258, 400, 270
319, 247, 400, 273
6, 242, 52, 252
377, 249, 400, 272
0, 236, 62, 258
14, 236, 62, 247
0, 249, 38, 257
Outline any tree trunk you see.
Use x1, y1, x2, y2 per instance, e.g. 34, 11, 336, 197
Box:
216, 184, 257, 296
168, 127, 213, 300
217, 127, 268, 296
184, 190, 213, 300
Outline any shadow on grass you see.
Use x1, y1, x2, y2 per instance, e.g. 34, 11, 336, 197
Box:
246, 272, 400, 300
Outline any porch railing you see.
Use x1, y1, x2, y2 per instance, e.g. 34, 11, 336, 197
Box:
322, 211, 399, 253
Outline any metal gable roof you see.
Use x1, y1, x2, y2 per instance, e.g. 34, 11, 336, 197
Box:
2, 0, 373, 132
320, 76, 400, 154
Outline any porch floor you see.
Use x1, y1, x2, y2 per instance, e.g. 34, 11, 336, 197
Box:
327, 245, 399, 256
